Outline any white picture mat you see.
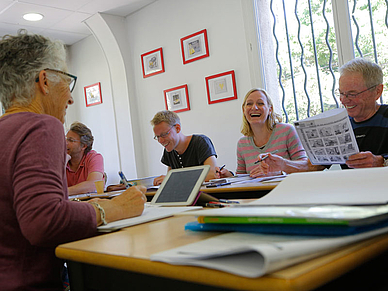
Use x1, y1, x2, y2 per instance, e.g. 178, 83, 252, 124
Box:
208, 74, 235, 101
85, 84, 101, 105
166, 87, 188, 111
183, 34, 206, 61
143, 51, 162, 75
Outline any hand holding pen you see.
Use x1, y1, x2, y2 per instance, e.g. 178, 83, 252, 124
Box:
215, 164, 225, 178
118, 171, 132, 189
251, 150, 283, 178
254, 150, 279, 164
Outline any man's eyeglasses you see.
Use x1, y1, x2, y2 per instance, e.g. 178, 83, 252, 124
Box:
66, 137, 80, 143
35, 68, 78, 93
336, 84, 379, 99
154, 125, 175, 140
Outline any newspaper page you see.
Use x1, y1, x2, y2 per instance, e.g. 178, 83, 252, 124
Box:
294, 108, 359, 165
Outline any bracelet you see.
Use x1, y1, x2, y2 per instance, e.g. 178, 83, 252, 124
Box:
89, 202, 107, 225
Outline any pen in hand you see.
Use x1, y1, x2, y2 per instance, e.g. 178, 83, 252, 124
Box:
254, 150, 279, 164
216, 164, 226, 175
118, 171, 132, 189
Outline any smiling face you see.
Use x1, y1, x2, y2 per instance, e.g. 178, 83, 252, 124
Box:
339, 72, 380, 122
243, 90, 272, 126
153, 121, 179, 152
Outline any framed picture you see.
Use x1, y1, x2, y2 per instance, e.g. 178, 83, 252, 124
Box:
205, 70, 237, 104
164, 84, 190, 113
84, 82, 102, 107
180, 29, 209, 64
141, 47, 165, 78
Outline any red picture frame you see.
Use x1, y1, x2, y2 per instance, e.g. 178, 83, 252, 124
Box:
141, 47, 165, 78
84, 82, 102, 107
180, 29, 209, 65
164, 84, 190, 113
205, 70, 237, 104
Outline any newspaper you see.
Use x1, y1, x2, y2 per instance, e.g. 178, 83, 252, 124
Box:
294, 108, 359, 165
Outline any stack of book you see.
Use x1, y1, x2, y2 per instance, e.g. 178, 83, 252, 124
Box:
184, 204, 388, 236
150, 167, 388, 278
185, 166, 388, 236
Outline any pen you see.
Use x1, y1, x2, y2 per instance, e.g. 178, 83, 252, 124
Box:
205, 182, 231, 188
118, 171, 132, 189
219, 199, 240, 204
254, 150, 279, 164
205, 203, 227, 208
216, 164, 226, 174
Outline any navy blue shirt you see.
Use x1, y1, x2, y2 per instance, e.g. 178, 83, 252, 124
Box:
350, 104, 388, 157
161, 134, 217, 169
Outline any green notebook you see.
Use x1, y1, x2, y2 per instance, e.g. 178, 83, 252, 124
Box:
192, 204, 388, 227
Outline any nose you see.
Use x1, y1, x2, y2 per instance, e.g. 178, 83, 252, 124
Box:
68, 95, 74, 105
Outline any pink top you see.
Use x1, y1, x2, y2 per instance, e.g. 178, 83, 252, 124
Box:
66, 150, 104, 187
236, 123, 306, 174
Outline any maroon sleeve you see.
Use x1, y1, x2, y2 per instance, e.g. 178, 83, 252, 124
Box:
13, 116, 97, 247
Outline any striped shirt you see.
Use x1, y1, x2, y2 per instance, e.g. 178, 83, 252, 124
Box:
236, 123, 306, 174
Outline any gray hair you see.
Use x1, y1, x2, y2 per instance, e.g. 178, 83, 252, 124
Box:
69, 122, 94, 155
150, 110, 181, 127
0, 29, 67, 110
340, 58, 383, 88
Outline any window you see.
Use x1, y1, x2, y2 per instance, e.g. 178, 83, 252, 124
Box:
255, 0, 388, 123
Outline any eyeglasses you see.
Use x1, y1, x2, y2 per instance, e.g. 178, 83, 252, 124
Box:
66, 137, 80, 143
154, 125, 175, 140
35, 68, 78, 93
336, 84, 378, 99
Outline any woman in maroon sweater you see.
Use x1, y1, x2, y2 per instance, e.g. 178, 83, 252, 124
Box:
0, 30, 146, 290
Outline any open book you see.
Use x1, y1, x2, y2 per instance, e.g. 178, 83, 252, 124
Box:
294, 108, 359, 165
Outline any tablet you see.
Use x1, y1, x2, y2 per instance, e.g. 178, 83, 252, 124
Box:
151, 165, 210, 206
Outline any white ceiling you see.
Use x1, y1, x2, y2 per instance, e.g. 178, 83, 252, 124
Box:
0, 0, 155, 45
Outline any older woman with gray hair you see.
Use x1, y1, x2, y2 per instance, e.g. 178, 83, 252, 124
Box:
0, 30, 146, 290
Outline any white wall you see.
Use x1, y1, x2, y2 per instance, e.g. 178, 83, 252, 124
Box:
67, 35, 121, 186
67, 0, 262, 183
126, 0, 257, 177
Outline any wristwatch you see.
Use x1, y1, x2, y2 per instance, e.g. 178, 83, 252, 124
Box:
382, 154, 388, 167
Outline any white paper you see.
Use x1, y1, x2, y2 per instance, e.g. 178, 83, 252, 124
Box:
151, 226, 388, 278
294, 108, 359, 165
248, 167, 388, 206
97, 205, 202, 232
178, 204, 388, 225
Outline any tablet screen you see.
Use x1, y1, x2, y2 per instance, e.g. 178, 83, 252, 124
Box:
151, 165, 210, 206
155, 169, 203, 203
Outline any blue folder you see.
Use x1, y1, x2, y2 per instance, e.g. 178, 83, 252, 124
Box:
185, 219, 388, 236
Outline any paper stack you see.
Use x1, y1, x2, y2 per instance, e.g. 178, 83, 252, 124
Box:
151, 167, 388, 277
